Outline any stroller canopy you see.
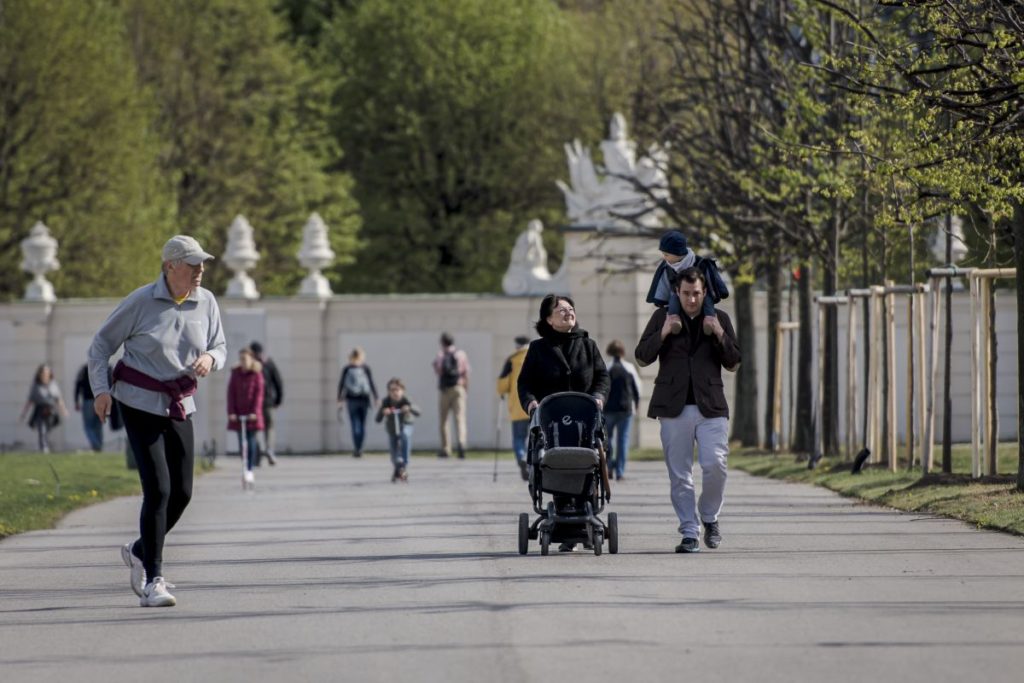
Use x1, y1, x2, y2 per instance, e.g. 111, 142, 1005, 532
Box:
535, 392, 602, 450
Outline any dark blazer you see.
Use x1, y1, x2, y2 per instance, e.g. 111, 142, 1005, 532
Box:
634, 307, 740, 419
518, 323, 610, 412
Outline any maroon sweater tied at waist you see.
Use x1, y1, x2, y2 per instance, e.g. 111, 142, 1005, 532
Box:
113, 360, 197, 421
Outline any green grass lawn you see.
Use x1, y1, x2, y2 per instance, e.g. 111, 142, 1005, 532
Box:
729, 443, 1024, 536
0, 452, 141, 539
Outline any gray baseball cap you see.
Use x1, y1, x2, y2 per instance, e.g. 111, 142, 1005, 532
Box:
162, 235, 215, 265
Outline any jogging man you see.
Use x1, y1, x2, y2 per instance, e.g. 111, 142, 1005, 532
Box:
88, 235, 226, 606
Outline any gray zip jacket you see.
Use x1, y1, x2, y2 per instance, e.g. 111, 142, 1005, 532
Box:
87, 274, 227, 417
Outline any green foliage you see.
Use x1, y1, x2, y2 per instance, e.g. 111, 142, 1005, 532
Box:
320, 0, 601, 293
0, 0, 172, 300
804, 0, 1024, 279
123, 0, 361, 296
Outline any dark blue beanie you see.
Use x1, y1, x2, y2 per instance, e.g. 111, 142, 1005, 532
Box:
658, 230, 688, 256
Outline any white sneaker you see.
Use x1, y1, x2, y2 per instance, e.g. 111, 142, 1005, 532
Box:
120, 543, 145, 597
140, 577, 176, 607
243, 470, 255, 488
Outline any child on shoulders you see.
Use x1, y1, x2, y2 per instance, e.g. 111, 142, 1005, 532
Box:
645, 229, 728, 337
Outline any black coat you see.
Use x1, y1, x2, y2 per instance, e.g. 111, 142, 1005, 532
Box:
517, 322, 610, 413
262, 357, 284, 407
604, 359, 640, 414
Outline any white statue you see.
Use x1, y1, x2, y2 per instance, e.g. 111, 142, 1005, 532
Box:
501, 219, 569, 296
556, 113, 669, 230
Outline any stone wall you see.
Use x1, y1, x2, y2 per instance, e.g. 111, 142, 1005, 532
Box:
1, 232, 1018, 454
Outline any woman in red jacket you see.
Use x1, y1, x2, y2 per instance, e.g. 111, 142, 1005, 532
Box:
227, 348, 265, 485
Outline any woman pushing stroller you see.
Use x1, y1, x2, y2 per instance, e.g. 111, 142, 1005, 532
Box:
518, 294, 609, 552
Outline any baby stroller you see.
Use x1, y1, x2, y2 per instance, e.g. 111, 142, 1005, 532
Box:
517, 392, 618, 556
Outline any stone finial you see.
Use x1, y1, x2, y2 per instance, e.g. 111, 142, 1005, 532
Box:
20, 221, 59, 302
297, 212, 335, 298
223, 215, 261, 299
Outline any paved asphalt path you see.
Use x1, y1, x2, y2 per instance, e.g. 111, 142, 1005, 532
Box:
2, 455, 1024, 683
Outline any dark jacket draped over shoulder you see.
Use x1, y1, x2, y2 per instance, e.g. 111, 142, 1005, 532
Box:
517, 321, 610, 413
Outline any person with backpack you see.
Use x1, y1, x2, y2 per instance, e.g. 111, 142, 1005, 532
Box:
433, 332, 470, 459
603, 340, 642, 481
337, 347, 379, 458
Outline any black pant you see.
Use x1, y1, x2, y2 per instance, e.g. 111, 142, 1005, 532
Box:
119, 402, 194, 580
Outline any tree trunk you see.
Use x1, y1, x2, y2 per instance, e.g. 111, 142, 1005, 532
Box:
763, 252, 783, 446
942, 214, 953, 474
1015, 203, 1024, 491
987, 216, 999, 475
792, 263, 815, 454
730, 280, 760, 446
823, 207, 841, 456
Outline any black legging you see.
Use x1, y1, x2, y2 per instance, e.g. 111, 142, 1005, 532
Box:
120, 401, 194, 580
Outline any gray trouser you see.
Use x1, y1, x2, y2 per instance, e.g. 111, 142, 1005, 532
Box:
659, 405, 729, 538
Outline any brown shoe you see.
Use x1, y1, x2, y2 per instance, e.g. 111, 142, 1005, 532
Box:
703, 314, 717, 336
667, 314, 682, 335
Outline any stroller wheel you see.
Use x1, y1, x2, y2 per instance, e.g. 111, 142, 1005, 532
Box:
540, 530, 551, 556
592, 530, 603, 556
607, 512, 619, 554
518, 513, 529, 555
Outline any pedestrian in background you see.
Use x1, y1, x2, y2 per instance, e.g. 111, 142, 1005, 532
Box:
337, 347, 379, 458
603, 340, 642, 481
20, 363, 68, 453
227, 347, 264, 487
376, 377, 420, 482
249, 341, 283, 465
74, 363, 103, 452
497, 335, 531, 480
434, 332, 470, 459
